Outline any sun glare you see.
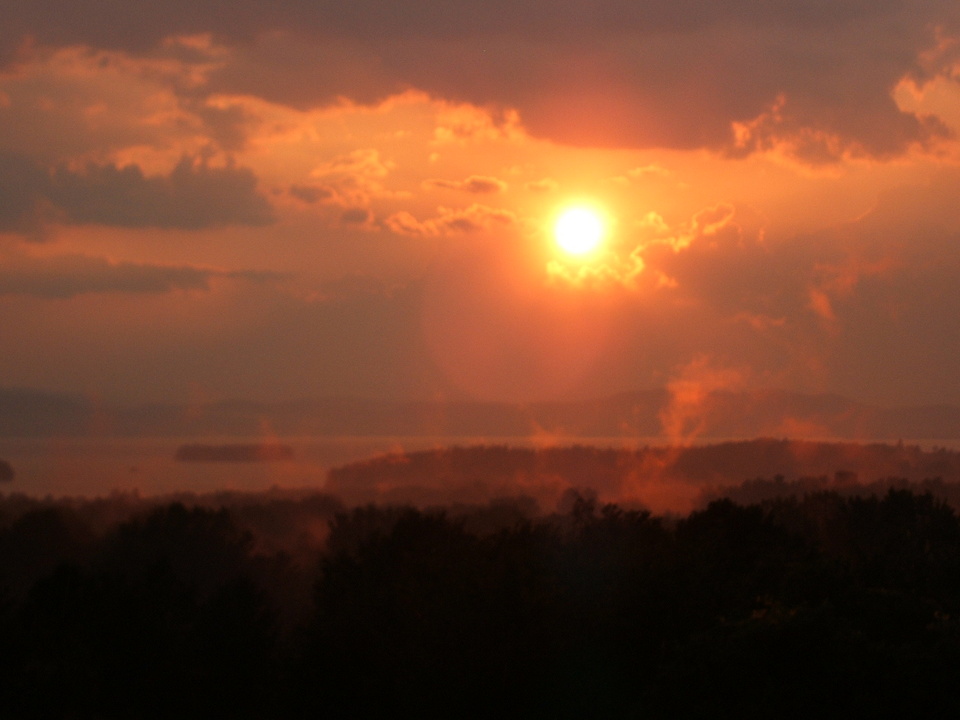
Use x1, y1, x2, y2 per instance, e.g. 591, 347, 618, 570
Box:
554, 206, 605, 256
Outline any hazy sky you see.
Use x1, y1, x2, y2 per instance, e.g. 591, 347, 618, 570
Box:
2, 0, 960, 407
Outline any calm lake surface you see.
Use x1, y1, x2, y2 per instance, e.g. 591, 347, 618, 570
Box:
2, 435, 959, 498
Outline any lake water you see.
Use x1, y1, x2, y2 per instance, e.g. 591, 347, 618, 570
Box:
2, 435, 959, 499
0, 436, 444, 498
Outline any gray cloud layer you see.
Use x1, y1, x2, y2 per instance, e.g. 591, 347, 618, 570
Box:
0, 253, 286, 298
0, 152, 274, 234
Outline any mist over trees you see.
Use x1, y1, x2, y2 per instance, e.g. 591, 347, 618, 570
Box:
3, 464, 960, 716
328, 439, 960, 512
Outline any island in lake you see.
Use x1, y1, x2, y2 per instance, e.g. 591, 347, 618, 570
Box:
174, 443, 295, 463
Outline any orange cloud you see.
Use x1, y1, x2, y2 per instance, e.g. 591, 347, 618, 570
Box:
807, 288, 837, 323
626, 164, 673, 180
546, 252, 647, 291
546, 203, 746, 291
432, 105, 521, 144
524, 178, 558, 193
308, 148, 395, 206
423, 175, 507, 194
384, 204, 517, 237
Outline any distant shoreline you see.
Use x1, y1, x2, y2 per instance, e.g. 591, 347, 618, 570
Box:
174, 443, 295, 463
2, 436, 960, 500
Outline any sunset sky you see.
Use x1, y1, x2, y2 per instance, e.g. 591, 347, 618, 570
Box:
2, 0, 960, 409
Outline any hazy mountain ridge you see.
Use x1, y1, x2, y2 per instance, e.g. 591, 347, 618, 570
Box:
1, 387, 959, 439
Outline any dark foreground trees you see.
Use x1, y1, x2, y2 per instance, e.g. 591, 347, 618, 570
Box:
2, 490, 960, 718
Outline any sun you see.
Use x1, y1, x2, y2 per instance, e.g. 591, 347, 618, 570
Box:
554, 206, 605, 256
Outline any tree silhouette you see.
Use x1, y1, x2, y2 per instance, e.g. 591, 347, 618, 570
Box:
2, 482, 960, 717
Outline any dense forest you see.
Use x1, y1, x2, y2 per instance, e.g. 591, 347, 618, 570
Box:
3, 466, 960, 717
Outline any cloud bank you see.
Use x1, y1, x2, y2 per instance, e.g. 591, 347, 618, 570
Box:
3, 0, 958, 159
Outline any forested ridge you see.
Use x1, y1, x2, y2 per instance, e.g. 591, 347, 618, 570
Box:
2, 476, 960, 717
326, 439, 960, 509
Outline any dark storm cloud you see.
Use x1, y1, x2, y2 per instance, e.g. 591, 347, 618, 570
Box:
0, 253, 287, 298
0, 0, 913, 53
0, 152, 274, 234
4, 0, 957, 158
